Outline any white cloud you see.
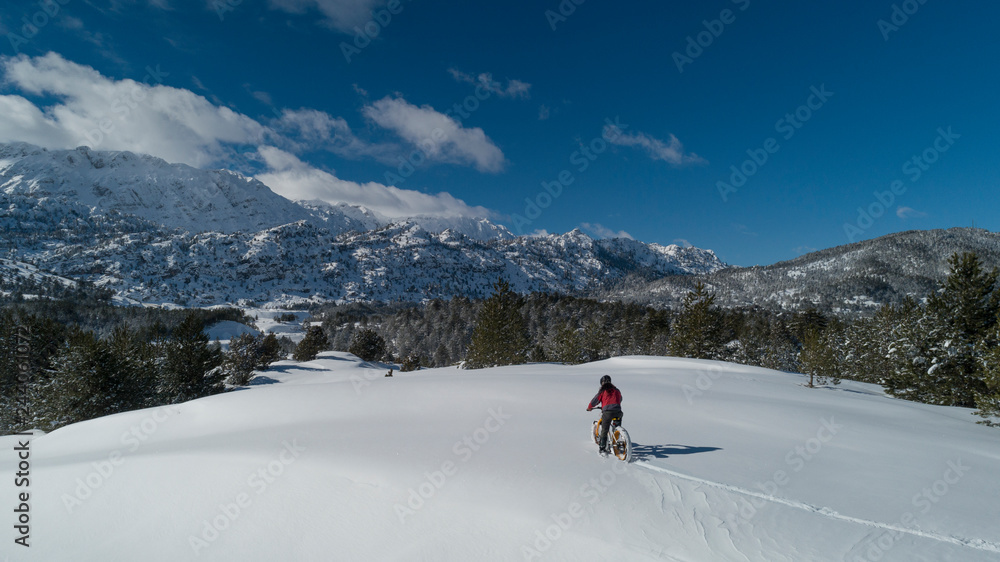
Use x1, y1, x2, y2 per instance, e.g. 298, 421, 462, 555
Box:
448, 69, 532, 99
0, 54, 507, 175
673, 238, 693, 248
580, 223, 633, 240
897, 206, 927, 219
0, 53, 266, 167
538, 105, 550, 120
267, 0, 383, 32
255, 147, 491, 218
362, 96, 506, 172
0, 53, 504, 219
604, 127, 705, 166
249, 89, 274, 106
274, 107, 397, 162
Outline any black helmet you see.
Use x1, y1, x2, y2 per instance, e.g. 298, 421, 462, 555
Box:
600, 375, 611, 386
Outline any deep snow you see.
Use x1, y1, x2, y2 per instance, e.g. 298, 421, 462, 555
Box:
2, 355, 998, 561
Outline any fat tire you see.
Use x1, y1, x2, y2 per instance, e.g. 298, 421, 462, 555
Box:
612, 427, 632, 462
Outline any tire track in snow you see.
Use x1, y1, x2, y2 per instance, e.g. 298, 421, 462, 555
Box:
635, 461, 1000, 555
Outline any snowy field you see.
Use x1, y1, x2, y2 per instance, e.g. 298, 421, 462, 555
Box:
203, 310, 310, 350
2, 354, 999, 561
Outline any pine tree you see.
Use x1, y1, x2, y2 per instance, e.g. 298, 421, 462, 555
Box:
159, 313, 223, 403
104, 325, 157, 411
258, 333, 283, 367
974, 317, 1000, 426
920, 252, 998, 406
880, 299, 936, 400
36, 326, 155, 429
432, 343, 450, 367
400, 353, 422, 372
929, 252, 1000, 340
798, 322, 842, 387
465, 278, 531, 369
223, 333, 264, 386
348, 328, 386, 362
294, 326, 330, 361
580, 320, 607, 363
550, 323, 584, 364
668, 282, 725, 360
0, 312, 67, 433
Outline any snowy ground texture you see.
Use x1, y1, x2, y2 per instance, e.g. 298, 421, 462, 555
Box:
2, 355, 999, 561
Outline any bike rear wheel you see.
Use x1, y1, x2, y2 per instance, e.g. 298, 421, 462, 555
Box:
611, 427, 632, 462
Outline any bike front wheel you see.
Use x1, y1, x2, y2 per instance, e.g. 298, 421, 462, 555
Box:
611, 427, 632, 462
592, 421, 601, 445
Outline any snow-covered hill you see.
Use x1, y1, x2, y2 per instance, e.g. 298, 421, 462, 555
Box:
2, 355, 997, 561
602, 228, 1000, 314
0, 142, 726, 306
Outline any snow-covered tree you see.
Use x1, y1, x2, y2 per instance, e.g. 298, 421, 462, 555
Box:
159, 313, 223, 403
668, 282, 725, 360
349, 328, 387, 362
294, 326, 330, 362
465, 278, 531, 369
223, 333, 265, 386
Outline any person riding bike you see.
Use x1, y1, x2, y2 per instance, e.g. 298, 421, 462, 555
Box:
586, 375, 622, 454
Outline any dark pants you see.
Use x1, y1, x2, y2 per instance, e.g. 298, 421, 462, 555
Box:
599, 409, 622, 450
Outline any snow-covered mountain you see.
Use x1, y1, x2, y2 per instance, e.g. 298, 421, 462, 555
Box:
0, 143, 725, 306
3, 353, 997, 560
600, 228, 1000, 315
0, 143, 316, 235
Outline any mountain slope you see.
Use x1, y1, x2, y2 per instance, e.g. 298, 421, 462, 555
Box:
0, 143, 316, 234
14, 221, 722, 306
600, 228, 1000, 314
0, 142, 726, 306
3, 354, 997, 561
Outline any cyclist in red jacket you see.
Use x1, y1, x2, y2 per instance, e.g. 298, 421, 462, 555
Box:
586, 375, 622, 454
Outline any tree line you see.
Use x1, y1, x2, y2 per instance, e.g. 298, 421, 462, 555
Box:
314, 256, 999, 426
4, 250, 998, 434
0, 305, 287, 433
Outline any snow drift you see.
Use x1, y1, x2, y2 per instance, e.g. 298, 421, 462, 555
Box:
2, 355, 998, 561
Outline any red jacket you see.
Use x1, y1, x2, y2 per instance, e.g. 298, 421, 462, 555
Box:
588, 386, 622, 412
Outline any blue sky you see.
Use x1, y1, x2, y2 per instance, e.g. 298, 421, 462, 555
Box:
0, 0, 997, 266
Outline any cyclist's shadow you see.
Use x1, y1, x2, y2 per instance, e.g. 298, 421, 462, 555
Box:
630, 443, 722, 460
